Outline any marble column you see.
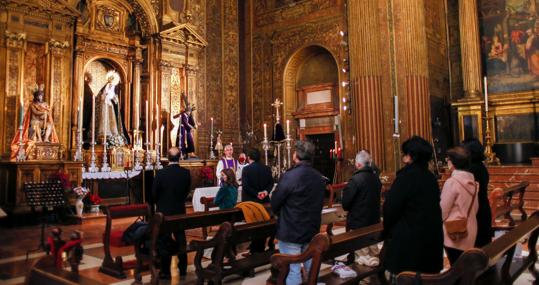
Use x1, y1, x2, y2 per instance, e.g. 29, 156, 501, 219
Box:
348, 0, 385, 169
459, 0, 483, 99
394, 0, 432, 141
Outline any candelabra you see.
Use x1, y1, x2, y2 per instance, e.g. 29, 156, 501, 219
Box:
483, 115, 500, 165
155, 142, 163, 169
145, 142, 153, 170
100, 139, 111, 172
262, 137, 270, 166
88, 142, 98, 172
16, 126, 25, 162
276, 143, 282, 174
285, 134, 293, 169
74, 129, 83, 162
209, 133, 216, 159
133, 149, 143, 171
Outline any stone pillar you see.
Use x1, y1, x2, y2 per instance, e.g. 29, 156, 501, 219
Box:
3, 31, 26, 156
394, 0, 432, 141
348, 0, 385, 169
459, 0, 483, 99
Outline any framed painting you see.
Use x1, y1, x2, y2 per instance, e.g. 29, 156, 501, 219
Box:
479, 0, 539, 94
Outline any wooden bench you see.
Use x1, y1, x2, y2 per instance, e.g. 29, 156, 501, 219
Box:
489, 181, 529, 230
200, 196, 217, 239
99, 204, 151, 278
191, 219, 277, 284
25, 256, 103, 285
396, 211, 539, 285
268, 223, 385, 285
327, 183, 347, 208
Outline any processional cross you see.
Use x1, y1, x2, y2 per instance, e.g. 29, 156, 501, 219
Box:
271, 98, 283, 123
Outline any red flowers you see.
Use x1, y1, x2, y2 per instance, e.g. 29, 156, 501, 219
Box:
200, 166, 215, 187
85, 193, 101, 205
50, 170, 71, 190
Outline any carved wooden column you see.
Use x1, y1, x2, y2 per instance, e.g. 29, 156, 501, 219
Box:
394, 0, 432, 140
47, 40, 70, 147
459, 0, 482, 99
348, 0, 385, 169
3, 32, 26, 156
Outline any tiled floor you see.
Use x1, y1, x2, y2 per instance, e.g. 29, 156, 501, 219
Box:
0, 213, 536, 285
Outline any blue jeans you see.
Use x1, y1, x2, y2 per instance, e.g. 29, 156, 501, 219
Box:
278, 241, 312, 285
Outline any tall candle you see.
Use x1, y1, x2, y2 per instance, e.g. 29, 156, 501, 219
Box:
155, 103, 159, 146
263, 123, 267, 139
394, 95, 399, 134
145, 100, 149, 143
160, 125, 164, 153
104, 99, 108, 144
91, 94, 95, 145
210, 117, 214, 136
483, 76, 488, 113
19, 101, 24, 128
286, 120, 290, 136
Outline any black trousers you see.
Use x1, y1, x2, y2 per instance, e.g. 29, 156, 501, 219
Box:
159, 230, 187, 274
444, 246, 463, 266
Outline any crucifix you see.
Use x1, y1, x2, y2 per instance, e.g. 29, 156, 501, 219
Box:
271, 98, 283, 123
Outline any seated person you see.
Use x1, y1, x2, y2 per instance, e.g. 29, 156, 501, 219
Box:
215, 168, 239, 210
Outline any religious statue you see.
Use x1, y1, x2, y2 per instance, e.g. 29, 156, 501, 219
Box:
174, 104, 197, 158
10, 84, 59, 160
96, 70, 128, 146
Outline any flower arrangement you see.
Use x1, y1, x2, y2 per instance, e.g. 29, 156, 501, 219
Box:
50, 170, 71, 190
73, 186, 89, 199
84, 193, 102, 205
200, 165, 215, 187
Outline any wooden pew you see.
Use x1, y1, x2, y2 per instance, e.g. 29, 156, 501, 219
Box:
191, 219, 277, 284
489, 181, 529, 230
396, 211, 539, 285
200, 196, 217, 239
267, 223, 385, 285
132, 213, 163, 285
99, 204, 151, 278
327, 183, 347, 208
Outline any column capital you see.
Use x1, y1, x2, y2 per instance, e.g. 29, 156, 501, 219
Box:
5, 31, 26, 49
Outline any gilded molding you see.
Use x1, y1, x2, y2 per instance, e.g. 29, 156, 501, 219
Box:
4, 31, 26, 49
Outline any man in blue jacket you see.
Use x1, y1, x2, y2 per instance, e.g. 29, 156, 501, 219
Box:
271, 140, 325, 285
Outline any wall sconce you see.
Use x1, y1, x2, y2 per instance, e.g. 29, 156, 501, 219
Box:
341, 67, 348, 73
341, 81, 349, 87
342, 96, 351, 114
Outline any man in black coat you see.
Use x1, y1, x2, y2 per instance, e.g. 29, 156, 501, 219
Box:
342, 150, 381, 265
242, 148, 274, 203
271, 140, 325, 285
152, 147, 191, 280
383, 136, 443, 277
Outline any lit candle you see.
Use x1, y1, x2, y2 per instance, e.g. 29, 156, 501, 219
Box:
264, 123, 267, 139
286, 120, 290, 136
483, 76, 489, 113
145, 100, 149, 144
334, 140, 337, 151
160, 125, 164, 154
211, 117, 214, 136
155, 103, 159, 147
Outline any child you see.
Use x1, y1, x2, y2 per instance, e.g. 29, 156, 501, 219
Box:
215, 168, 239, 209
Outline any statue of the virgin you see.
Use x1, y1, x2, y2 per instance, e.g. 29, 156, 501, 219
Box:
96, 70, 129, 146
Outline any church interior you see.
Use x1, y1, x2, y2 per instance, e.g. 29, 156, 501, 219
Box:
1, 0, 539, 284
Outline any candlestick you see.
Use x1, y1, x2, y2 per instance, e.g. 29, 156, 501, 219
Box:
88, 94, 98, 172
211, 117, 214, 136
286, 120, 290, 136
264, 123, 267, 139
160, 125, 164, 154
74, 104, 83, 162
394, 95, 399, 134
483, 76, 489, 113
16, 126, 25, 161
145, 100, 149, 144
156, 103, 159, 146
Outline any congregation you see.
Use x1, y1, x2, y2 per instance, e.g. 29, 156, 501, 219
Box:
150, 135, 492, 284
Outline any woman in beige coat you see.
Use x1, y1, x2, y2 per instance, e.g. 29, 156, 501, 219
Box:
440, 146, 479, 265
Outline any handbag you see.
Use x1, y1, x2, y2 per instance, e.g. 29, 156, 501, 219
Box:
444, 183, 477, 241
122, 217, 148, 245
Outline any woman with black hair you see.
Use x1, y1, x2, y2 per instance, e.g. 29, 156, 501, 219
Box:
462, 138, 492, 247
383, 136, 444, 278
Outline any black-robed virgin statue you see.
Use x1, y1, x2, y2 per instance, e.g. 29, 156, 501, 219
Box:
96, 70, 129, 146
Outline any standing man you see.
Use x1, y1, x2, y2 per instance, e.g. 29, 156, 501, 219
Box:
242, 148, 273, 203
152, 147, 191, 280
342, 150, 382, 265
271, 141, 326, 285
216, 144, 238, 185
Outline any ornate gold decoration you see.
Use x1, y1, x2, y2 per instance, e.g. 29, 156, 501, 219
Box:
96, 6, 121, 33
27, 142, 62, 160
160, 22, 208, 47
4, 31, 26, 49
483, 116, 500, 165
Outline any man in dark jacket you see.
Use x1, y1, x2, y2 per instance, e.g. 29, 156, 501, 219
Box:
342, 150, 381, 265
271, 140, 325, 285
383, 136, 443, 278
152, 147, 191, 280
242, 148, 273, 203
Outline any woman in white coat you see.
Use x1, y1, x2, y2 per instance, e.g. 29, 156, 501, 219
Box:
440, 146, 479, 265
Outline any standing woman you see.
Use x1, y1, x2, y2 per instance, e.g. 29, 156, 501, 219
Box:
462, 138, 492, 247
440, 146, 479, 265
215, 168, 239, 210
383, 136, 444, 278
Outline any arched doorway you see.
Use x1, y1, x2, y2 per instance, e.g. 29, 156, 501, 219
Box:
82, 58, 130, 147
283, 45, 339, 181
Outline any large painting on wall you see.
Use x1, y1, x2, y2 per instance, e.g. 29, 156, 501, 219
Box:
479, 0, 539, 94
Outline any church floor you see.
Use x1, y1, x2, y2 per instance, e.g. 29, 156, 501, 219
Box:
0, 209, 536, 284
